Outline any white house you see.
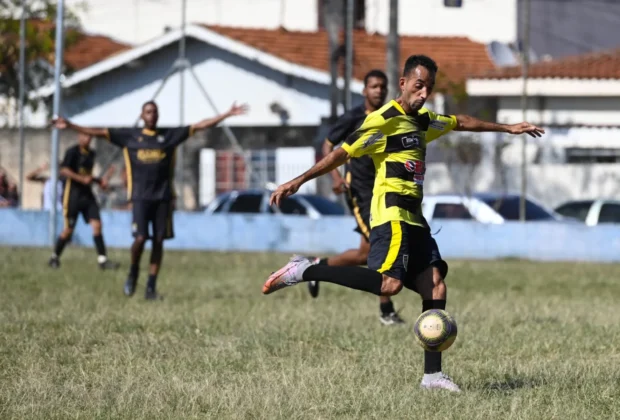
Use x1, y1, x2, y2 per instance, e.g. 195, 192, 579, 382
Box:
66, 0, 518, 46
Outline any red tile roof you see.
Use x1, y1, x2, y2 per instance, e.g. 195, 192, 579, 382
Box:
471, 48, 620, 80
203, 25, 495, 92
63, 33, 130, 70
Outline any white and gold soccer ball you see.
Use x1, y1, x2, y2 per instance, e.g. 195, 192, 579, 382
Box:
413, 309, 458, 352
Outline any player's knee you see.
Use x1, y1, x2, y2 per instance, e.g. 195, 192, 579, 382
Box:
354, 248, 369, 266
134, 235, 147, 246
381, 275, 403, 296
61, 228, 74, 239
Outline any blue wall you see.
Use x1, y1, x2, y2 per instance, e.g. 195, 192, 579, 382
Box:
1, 209, 619, 262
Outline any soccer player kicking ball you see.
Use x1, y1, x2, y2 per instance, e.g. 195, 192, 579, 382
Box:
263, 55, 544, 392
49, 133, 120, 270
53, 100, 248, 300
308, 69, 408, 325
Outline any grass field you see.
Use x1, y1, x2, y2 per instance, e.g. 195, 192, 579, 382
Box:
1, 247, 619, 419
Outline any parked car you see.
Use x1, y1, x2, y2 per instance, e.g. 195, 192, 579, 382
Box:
204, 189, 346, 219
422, 192, 568, 224
554, 199, 620, 225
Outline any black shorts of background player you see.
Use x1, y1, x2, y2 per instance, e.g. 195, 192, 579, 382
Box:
48, 133, 119, 270
53, 101, 248, 300
306, 70, 407, 326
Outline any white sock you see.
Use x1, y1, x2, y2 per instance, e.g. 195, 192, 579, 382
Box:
423, 372, 443, 381
97, 255, 107, 264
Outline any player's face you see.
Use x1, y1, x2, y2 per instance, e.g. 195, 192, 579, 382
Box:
78, 133, 92, 148
363, 76, 388, 109
399, 66, 435, 112
142, 104, 159, 129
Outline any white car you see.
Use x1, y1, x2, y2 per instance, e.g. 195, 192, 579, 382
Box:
423, 193, 566, 224
554, 199, 620, 226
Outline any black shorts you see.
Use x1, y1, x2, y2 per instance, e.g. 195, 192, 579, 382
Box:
132, 200, 174, 241
63, 195, 101, 229
346, 195, 371, 242
367, 221, 448, 284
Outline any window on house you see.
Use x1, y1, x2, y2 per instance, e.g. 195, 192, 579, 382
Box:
318, 0, 366, 29
566, 148, 620, 164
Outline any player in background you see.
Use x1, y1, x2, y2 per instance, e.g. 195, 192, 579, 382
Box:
307, 69, 408, 325
53, 101, 248, 300
48, 134, 119, 270
263, 55, 544, 391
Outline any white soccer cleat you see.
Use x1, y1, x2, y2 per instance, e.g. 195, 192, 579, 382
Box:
262, 255, 312, 295
420, 373, 461, 392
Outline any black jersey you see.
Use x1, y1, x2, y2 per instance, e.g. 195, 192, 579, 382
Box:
105, 126, 193, 201
60, 145, 96, 199
325, 104, 375, 205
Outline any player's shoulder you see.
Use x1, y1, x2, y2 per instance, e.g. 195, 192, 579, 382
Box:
361, 102, 396, 126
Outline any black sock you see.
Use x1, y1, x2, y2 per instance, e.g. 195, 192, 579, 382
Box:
146, 274, 157, 292
129, 264, 139, 279
93, 235, 106, 257
380, 300, 395, 315
318, 258, 329, 266
302, 265, 383, 296
53, 237, 68, 258
423, 299, 447, 374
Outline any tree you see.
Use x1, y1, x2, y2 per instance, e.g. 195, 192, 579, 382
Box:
0, 0, 83, 112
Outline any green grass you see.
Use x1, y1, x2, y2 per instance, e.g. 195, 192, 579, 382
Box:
0, 247, 619, 419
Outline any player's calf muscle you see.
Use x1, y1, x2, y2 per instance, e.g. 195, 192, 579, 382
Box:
415, 266, 446, 300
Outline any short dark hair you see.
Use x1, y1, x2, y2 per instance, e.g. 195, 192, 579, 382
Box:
364, 69, 388, 86
142, 100, 158, 110
402, 55, 438, 77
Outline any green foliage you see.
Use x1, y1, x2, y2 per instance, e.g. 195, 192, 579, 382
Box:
0, 0, 82, 103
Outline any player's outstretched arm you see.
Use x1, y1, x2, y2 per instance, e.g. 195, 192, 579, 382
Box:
270, 148, 350, 207
322, 140, 349, 194
51, 116, 108, 138
454, 114, 545, 138
190, 102, 249, 134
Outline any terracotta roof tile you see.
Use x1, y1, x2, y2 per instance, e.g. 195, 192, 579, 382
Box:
203, 25, 495, 92
63, 34, 130, 70
471, 48, 620, 80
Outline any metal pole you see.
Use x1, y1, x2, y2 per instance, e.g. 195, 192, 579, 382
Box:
177, 0, 187, 210
50, 0, 65, 244
387, 0, 400, 100
18, 0, 26, 208
519, 0, 530, 222
344, 0, 353, 110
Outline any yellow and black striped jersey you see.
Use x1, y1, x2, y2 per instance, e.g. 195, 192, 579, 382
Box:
340, 100, 457, 228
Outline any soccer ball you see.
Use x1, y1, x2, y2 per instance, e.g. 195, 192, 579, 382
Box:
413, 309, 458, 352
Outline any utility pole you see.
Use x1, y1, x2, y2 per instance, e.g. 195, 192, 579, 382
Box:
344, 0, 353, 110
50, 0, 65, 244
387, 0, 400, 100
519, 0, 531, 222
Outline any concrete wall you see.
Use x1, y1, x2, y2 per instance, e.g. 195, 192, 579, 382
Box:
2, 209, 620, 263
